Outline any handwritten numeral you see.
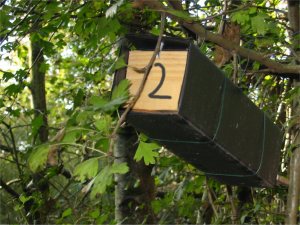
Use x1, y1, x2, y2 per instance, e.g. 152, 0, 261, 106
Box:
148, 63, 172, 99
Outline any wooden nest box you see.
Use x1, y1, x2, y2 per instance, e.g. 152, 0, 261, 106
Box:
113, 35, 283, 187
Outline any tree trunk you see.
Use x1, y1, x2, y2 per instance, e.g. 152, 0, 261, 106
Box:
30, 31, 48, 143
286, 1, 300, 224
26, 26, 50, 224
114, 127, 156, 224
114, 127, 137, 223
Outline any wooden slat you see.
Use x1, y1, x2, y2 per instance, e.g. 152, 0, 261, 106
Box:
126, 50, 187, 111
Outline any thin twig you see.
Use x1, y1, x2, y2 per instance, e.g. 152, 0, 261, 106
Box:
205, 177, 219, 219
226, 185, 238, 224
0, 178, 20, 200
107, 12, 167, 156
233, 52, 238, 84
200, 3, 250, 23
0, 0, 41, 46
2, 122, 23, 179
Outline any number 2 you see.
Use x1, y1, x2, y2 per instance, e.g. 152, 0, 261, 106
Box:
148, 63, 172, 99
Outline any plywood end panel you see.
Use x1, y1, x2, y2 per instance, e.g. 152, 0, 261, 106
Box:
126, 50, 187, 111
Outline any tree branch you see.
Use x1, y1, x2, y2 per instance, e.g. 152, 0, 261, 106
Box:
0, 144, 13, 153
0, 0, 41, 46
2, 122, 23, 178
138, 0, 300, 78
0, 178, 20, 200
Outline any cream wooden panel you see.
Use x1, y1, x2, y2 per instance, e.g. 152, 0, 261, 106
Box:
126, 50, 187, 111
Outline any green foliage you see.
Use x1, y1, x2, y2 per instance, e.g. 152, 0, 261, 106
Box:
0, 0, 297, 224
74, 158, 99, 182
231, 11, 250, 25
31, 115, 44, 137
91, 162, 129, 198
111, 79, 131, 101
28, 145, 50, 172
251, 13, 268, 35
134, 140, 160, 165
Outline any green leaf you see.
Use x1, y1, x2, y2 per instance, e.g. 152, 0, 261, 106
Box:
39, 62, 49, 73
73, 89, 84, 109
95, 138, 109, 152
89, 209, 100, 219
0, 99, 4, 108
28, 145, 50, 172
111, 162, 129, 174
134, 141, 160, 165
4, 84, 24, 96
19, 195, 33, 204
89, 79, 130, 112
113, 56, 127, 71
111, 79, 130, 101
231, 11, 250, 25
61, 208, 72, 218
74, 158, 99, 182
76, 111, 92, 124
94, 115, 112, 134
61, 128, 85, 143
89, 96, 109, 109
2, 71, 14, 81
91, 166, 113, 198
90, 162, 128, 198
31, 115, 44, 137
248, 7, 257, 14
251, 14, 268, 35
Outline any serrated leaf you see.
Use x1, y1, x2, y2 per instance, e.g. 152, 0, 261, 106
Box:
61, 128, 81, 143
2, 71, 14, 81
4, 84, 24, 96
134, 141, 160, 165
88, 79, 131, 112
91, 166, 113, 198
111, 162, 129, 174
28, 145, 50, 172
76, 111, 92, 123
74, 158, 99, 182
89, 96, 109, 109
89, 95, 124, 112
94, 116, 112, 134
90, 162, 128, 198
111, 79, 130, 101
251, 14, 268, 35
231, 11, 250, 25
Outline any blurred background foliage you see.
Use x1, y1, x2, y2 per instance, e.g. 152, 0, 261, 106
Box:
0, 0, 299, 224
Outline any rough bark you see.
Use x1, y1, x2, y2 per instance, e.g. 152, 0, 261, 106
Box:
114, 127, 156, 224
30, 30, 48, 143
286, 1, 300, 224
136, 0, 300, 77
26, 25, 50, 224
114, 127, 137, 223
